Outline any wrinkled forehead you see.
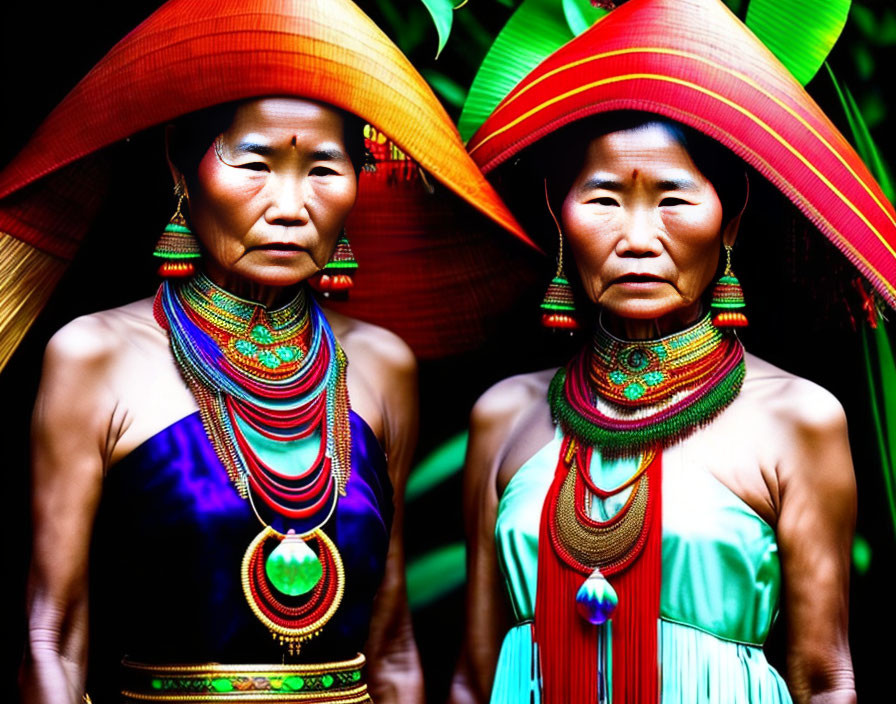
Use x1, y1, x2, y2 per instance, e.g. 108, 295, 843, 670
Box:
222, 98, 348, 146
576, 123, 703, 177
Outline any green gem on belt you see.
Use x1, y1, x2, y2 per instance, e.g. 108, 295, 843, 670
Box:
283, 676, 305, 691
265, 530, 323, 596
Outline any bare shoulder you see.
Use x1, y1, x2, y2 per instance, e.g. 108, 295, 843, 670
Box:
743, 351, 847, 433
322, 308, 417, 451
471, 369, 555, 439
323, 307, 416, 380
43, 297, 159, 377
468, 369, 557, 496
742, 351, 853, 503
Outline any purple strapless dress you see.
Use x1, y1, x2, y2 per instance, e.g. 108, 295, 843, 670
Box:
87, 410, 392, 699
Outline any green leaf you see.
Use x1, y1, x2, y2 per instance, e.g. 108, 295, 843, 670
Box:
458, 0, 573, 142
406, 542, 466, 608
406, 431, 468, 502
872, 321, 896, 491
562, 0, 608, 36
825, 64, 895, 202
850, 43, 875, 81
745, 0, 851, 85
861, 319, 896, 540
860, 92, 886, 130
423, 69, 469, 109
828, 61, 896, 539
851, 5, 896, 46
852, 533, 872, 575
420, 0, 455, 58
723, 0, 745, 18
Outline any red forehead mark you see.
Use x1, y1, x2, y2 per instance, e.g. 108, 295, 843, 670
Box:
632, 169, 639, 180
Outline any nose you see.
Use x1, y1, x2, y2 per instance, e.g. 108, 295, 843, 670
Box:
264, 173, 309, 226
615, 207, 663, 258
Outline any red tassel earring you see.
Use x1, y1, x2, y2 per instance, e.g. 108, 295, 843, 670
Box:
541, 180, 579, 331
309, 231, 358, 298
711, 244, 748, 328
154, 179, 200, 277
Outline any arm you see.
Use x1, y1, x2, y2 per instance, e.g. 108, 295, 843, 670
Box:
449, 394, 517, 704
361, 336, 424, 704
21, 320, 121, 703
775, 384, 856, 704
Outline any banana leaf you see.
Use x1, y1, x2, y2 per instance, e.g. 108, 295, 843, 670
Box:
825, 64, 895, 201
406, 541, 466, 608
745, 0, 851, 85
562, 0, 608, 36
423, 69, 468, 109
421, 0, 455, 57
827, 63, 896, 539
861, 319, 896, 538
457, 0, 574, 141
406, 431, 468, 502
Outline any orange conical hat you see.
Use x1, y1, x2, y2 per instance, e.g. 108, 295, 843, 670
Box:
468, 0, 896, 308
0, 0, 529, 368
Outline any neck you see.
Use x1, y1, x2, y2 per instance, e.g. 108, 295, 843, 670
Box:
202, 266, 299, 309
599, 302, 704, 340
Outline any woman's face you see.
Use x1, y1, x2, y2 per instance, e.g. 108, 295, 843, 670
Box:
561, 123, 735, 325
186, 98, 358, 292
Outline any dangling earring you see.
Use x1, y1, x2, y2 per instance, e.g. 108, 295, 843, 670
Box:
711, 244, 748, 328
308, 230, 358, 299
540, 180, 578, 331
154, 178, 201, 277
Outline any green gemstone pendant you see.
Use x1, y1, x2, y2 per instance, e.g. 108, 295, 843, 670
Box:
265, 530, 323, 596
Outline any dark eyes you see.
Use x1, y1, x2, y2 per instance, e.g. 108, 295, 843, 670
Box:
586, 195, 691, 206
238, 162, 269, 172
235, 164, 339, 176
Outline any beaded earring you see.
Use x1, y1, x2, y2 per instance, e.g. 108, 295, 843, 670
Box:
711, 244, 748, 328
308, 230, 358, 298
154, 179, 201, 277
540, 181, 579, 330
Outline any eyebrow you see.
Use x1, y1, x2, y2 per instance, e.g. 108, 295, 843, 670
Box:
233, 142, 276, 157
231, 143, 349, 163
657, 177, 699, 191
578, 175, 700, 192
579, 177, 624, 193
311, 148, 349, 161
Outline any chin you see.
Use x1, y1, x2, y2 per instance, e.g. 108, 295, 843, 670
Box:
221, 268, 312, 294
599, 293, 686, 321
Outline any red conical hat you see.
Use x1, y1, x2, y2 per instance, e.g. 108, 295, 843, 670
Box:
468, 0, 896, 308
0, 0, 530, 368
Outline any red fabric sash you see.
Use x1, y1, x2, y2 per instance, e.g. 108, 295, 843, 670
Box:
535, 446, 662, 703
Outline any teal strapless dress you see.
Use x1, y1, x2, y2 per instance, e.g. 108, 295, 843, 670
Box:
491, 431, 792, 703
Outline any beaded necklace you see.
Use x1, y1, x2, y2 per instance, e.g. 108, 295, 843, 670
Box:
550, 312, 745, 453
155, 273, 350, 655
537, 313, 746, 703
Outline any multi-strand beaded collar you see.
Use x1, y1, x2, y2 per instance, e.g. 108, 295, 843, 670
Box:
537, 313, 746, 703
154, 273, 350, 655
550, 311, 745, 453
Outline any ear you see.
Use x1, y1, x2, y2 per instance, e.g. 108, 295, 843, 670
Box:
164, 124, 187, 193
722, 171, 750, 247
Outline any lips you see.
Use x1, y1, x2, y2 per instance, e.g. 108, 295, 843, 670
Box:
612, 273, 667, 284
252, 243, 304, 252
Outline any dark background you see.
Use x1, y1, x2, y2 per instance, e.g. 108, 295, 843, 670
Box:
3, 1, 895, 701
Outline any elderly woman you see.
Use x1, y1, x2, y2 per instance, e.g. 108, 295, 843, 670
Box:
451, 0, 895, 702
2, 1, 522, 703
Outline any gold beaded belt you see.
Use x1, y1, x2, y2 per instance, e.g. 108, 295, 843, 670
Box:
120, 654, 372, 703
